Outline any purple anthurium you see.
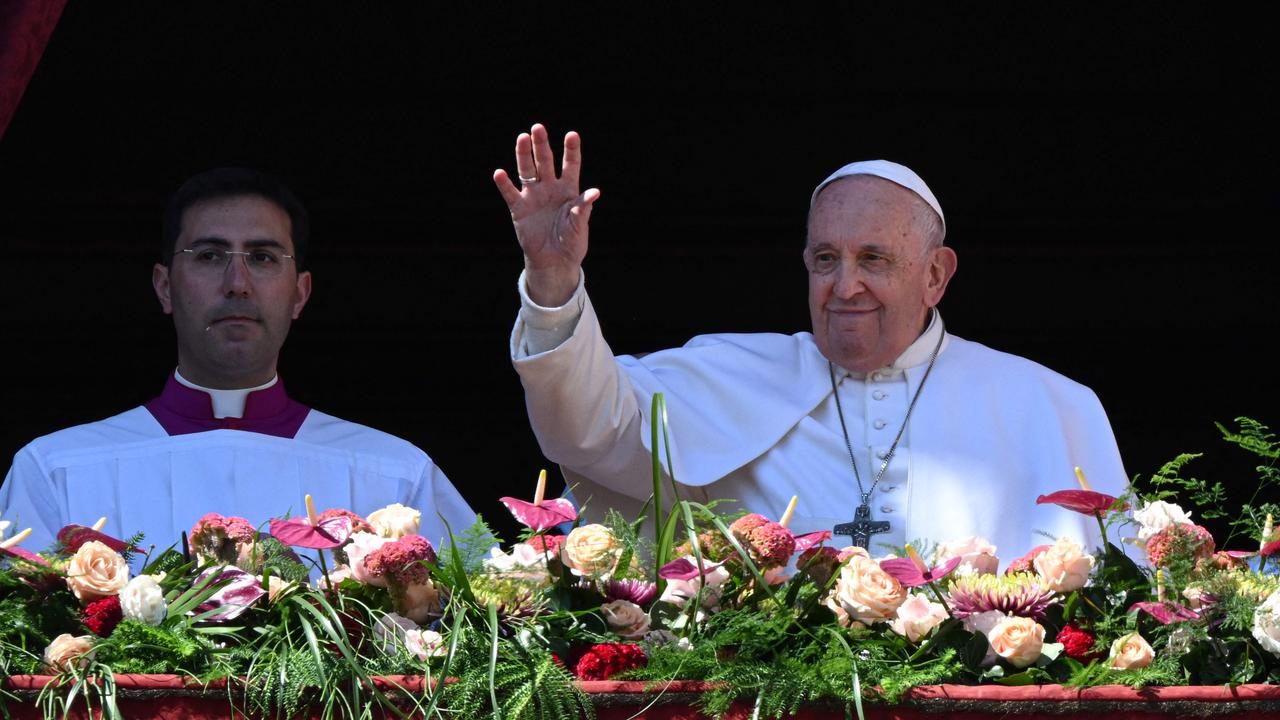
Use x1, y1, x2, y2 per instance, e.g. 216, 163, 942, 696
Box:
57, 524, 135, 554
192, 566, 268, 622
499, 469, 579, 531
1130, 601, 1200, 625
791, 530, 832, 554
880, 552, 963, 588
269, 495, 352, 549
658, 556, 724, 581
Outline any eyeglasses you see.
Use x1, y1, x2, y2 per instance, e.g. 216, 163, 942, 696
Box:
177, 247, 296, 277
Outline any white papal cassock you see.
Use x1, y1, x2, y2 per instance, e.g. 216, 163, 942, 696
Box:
511, 273, 1129, 560
0, 374, 475, 563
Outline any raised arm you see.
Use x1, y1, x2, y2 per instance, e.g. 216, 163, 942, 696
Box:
493, 124, 600, 307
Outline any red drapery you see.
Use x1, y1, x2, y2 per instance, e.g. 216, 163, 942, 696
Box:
0, 0, 67, 142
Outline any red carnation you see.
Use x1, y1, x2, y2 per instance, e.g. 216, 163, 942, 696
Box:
1056, 623, 1102, 662
573, 642, 647, 680
82, 595, 123, 637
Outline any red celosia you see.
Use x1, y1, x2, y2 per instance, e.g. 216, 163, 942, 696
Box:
573, 642, 647, 680
527, 534, 567, 557
1005, 544, 1052, 574
1056, 623, 1101, 662
82, 595, 123, 637
1145, 523, 1215, 568
364, 535, 437, 585
728, 513, 796, 568
189, 513, 257, 543
317, 508, 374, 535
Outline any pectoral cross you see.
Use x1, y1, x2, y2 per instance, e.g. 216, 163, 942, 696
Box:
833, 501, 890, 549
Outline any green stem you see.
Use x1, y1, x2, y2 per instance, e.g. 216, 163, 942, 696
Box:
1095, 512, 1109, 549
926, 580, 953, 618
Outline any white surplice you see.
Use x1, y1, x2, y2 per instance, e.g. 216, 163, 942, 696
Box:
511, 273, 1128, 559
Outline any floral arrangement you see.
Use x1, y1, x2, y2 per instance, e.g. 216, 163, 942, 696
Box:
1, 412, 1278, 720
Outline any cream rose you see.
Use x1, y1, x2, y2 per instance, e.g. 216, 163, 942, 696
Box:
1033, 537, 1094, 592
889, 593, 948, 643
345, 531, 395, 586
560, 524, 622, 578
602, 599, 652, 639
264, 575, 296, 604
65, 540, 130, 604
367, 503, 422, 539
1109, 632, 1155, 669
1134, 501, 1193, 541
119, 574, 167, 625
934, 536, 999, 576
43, 634, 95, 673
1252, 588, 1280, 657
988, 616, 1046, 669
829, 553, 907, 624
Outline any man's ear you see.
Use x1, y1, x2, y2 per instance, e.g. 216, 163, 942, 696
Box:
925, 246, 958, 307
152, 263, 174, 314
292, 270, 312, 320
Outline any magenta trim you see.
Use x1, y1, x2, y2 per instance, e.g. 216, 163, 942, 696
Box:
144, 372, 309, 438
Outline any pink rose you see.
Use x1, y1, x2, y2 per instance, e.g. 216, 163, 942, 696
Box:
602, 599, 652, 639
829, 553, 907, 624
1109, 632, 1154, 669
987, 616, 1046, 669
1033, 538, 1095, 592
345, 531, 395, 587
934, 536, 999, 576
65, 540, 129, 604
43, 634, 95, 672
889, 593, 948, 642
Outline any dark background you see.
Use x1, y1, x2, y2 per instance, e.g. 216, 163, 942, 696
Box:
1, 4, 1275, 544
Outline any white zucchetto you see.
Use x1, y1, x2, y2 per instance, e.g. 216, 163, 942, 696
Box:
811, 160, 945, 235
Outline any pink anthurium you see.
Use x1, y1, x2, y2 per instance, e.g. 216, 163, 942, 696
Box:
192, 566, 268, 622
499, 469, 578, 531
1, 528, 50, 567
775, 495, 832, 553
1036, 467, 1128, 515
1130, 601, 1200, 625
879, 545, 963, 588
269, 495, 352, 549
57, 521, 135, 555
658, 556, 725, 581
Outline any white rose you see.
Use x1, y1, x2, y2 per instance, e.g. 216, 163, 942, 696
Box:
119, 574, 167, 625
1253, 588, 1280, 657
889, 593, 948, 643
602, 600, 652, 639
1134, 501, 1193, 541
367, 503, 422, 539
934, 536, 999, 576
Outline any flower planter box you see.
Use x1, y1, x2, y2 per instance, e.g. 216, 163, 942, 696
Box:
5, 676, 1279, 719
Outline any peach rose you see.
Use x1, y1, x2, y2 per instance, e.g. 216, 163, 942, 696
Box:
602, 599, 652, 639
988, 616, 1046, 669
397, 581, 441, 624
1033, 537, 1095, 592
65, 540, 129, 604
829, 553, 907, 624
43, 634, 95, 672
561, 524, 622, 578
367, 503, 422, 539
264, 575, 296, 604
934, 536, 999, 575
1109, 632, 1154, 669
889, 593, 948, 643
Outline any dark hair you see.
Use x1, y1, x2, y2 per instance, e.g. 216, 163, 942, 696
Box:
161, 167, 310, 270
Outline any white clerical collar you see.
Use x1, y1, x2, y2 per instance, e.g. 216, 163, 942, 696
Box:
174, 369, 279, 419
834, 309, 948, 380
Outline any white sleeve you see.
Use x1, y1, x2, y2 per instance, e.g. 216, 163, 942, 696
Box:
510, 275, 658, 503
0, 446, 66, 553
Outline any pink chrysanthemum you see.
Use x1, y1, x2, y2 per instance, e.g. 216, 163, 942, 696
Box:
1145, 523, 1215, 568
948, 572, 1057, 620
317, 508, 374, 535
364, 535, 437, 585
729, 513, 797, 568
604, 579, 657, 606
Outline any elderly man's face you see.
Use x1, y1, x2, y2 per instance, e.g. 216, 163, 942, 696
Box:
152, 195, 312, 388
804, 176, 956, 374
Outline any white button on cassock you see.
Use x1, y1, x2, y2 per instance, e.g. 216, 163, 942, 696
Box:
873, 419, 887, 430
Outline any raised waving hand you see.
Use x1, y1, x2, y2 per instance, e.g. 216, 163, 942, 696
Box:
494, 124, 601, 307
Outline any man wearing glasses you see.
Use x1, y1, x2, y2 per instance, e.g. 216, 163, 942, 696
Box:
0, 168, 474, 558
